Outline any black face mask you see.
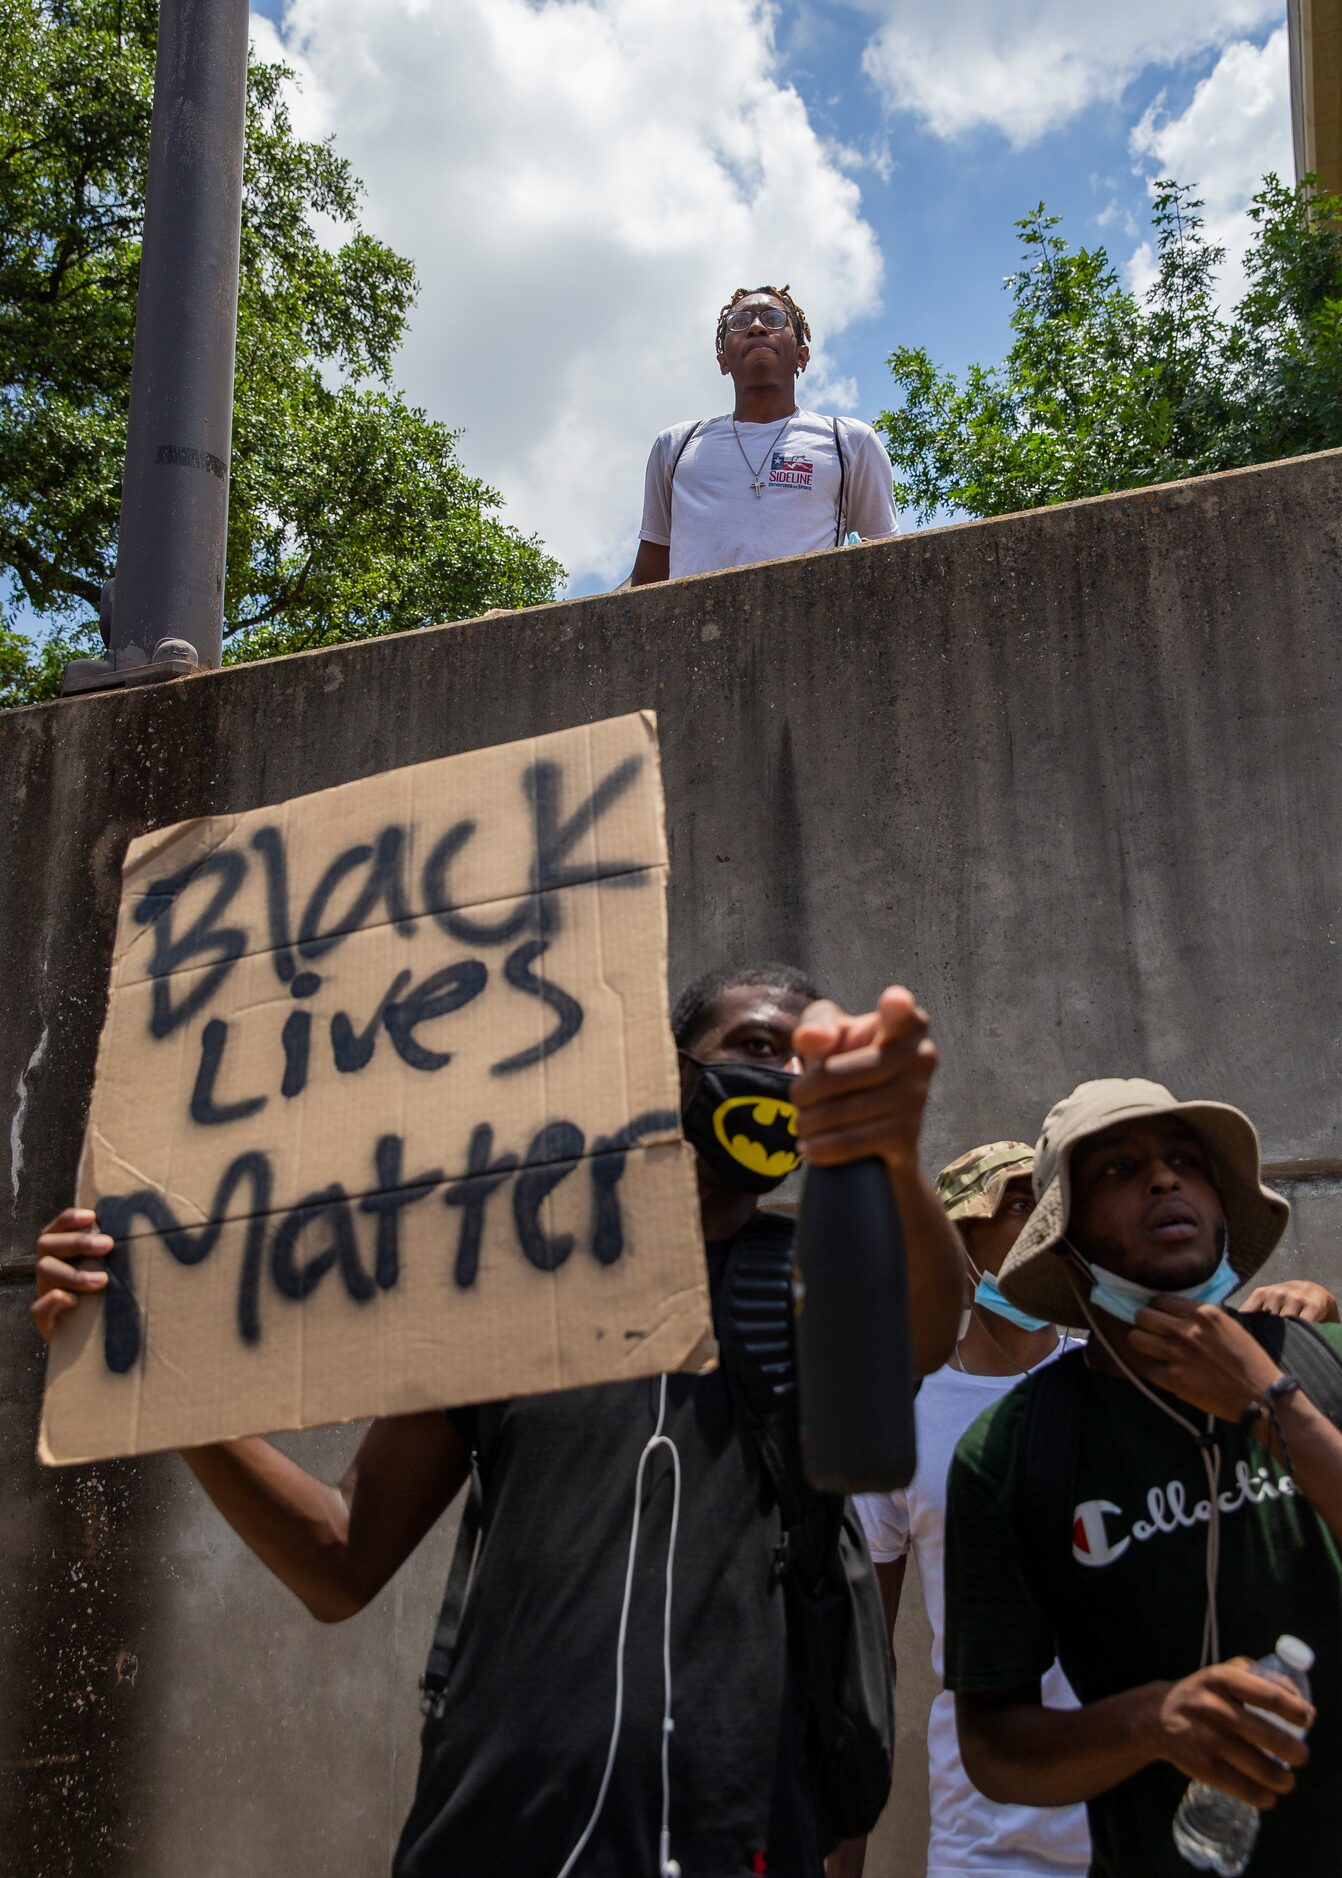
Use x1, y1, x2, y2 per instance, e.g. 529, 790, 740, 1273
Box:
679, 1054, 800, 1193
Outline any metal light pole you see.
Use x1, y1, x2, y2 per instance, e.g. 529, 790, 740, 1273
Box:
63, 0, 251, 694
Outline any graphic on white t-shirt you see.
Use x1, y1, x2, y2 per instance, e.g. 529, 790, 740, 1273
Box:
768, 450, 813, 488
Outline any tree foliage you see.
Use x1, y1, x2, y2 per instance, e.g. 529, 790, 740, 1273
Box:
0, 0, 562, 707
878, 176, 1342, 523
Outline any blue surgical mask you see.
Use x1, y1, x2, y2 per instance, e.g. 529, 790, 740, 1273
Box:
972, 1270, 1052, 1333
1087, 1251, 1238, 1326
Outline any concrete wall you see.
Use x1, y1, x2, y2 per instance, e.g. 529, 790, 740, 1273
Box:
3, 447, 1340, 1876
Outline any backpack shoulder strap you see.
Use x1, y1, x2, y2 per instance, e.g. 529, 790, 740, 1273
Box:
1014, 1348, 1088, 1632
832, 416, 848, 547
666, 420, 702, 507
718, 1210, 836, 1588
1234, 1311, 1342, 1428
419, 1460, 482, 1718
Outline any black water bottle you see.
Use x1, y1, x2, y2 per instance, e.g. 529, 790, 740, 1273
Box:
794, 1158, 918, 1493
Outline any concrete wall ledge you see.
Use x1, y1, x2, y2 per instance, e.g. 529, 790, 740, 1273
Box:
3, 445, 1340, 1875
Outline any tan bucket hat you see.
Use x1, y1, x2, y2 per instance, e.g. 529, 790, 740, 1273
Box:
996, 1078, 1290, 1330
936, 1141, 1035, 1222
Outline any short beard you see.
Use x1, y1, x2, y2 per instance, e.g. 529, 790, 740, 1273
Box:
1070, 1219, 1227, 1286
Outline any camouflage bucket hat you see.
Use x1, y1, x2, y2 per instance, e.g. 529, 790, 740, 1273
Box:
996, 1078, 1291, 1330
937, 1141, 1035, 1222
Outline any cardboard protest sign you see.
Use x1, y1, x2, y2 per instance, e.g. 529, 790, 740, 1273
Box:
41, 711, 712, 1464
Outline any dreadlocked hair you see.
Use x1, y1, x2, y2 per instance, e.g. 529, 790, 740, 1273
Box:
715, 284, 811, 354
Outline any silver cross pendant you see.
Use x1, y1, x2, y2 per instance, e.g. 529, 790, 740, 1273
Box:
751, 476, 765, 496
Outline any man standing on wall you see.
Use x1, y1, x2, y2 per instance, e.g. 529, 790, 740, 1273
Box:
33, 968, 963, 1878
628, 286, 898, 585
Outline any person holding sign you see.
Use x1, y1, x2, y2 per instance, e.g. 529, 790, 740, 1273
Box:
33, 964, 962, 1878
628, 285, 899, 585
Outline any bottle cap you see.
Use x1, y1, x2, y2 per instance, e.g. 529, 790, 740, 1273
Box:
1276, 1634, 1314, 1672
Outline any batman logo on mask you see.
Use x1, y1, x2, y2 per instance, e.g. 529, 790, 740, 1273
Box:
711, 1094, 800, 1181
680, 1055, 801, 1193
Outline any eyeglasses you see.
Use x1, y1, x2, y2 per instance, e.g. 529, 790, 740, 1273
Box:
721, 303, 791, 335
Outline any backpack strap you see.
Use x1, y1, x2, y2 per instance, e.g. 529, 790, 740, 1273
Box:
1013, 1348, 1088, 1639
666, 420, 702, 511
718, 1210, 837, 1591
832, 417, 848, 547
419, 1459, 482, 1719
1234, 1311, 1342, 1428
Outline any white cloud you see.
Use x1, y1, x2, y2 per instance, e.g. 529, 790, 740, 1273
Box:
853, 0, 1283, 146
252, 0, 882, 587
1127, 26, 1292, 303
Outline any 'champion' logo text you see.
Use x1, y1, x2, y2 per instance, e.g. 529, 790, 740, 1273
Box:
1071, 1461, 1297, 1568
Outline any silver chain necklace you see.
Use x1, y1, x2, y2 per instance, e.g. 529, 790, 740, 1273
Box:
732, 414, 792, 497
952, 1325, 1071, 1378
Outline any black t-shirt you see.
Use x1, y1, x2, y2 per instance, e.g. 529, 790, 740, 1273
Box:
943, 1336, 1342, 1877
393, 1231, 826, 1878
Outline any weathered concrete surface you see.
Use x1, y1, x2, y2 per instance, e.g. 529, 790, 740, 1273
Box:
2, 446, 1340, 1876
0, 1287, 457, 1877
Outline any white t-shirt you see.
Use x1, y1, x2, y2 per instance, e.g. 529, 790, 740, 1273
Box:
856, 1354, 1091, 1878
638, 409, 898, 580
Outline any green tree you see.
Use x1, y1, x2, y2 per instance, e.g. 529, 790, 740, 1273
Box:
0, 0, 562, 708
878, 176, 1342, 524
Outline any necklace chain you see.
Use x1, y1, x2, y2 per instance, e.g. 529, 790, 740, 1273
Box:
731, 414, 792, 496
952, 1323, 1071, 1378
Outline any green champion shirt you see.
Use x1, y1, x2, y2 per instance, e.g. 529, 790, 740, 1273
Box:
943, 1329, 1342, 1877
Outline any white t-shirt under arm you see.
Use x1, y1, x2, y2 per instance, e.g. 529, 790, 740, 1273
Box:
856, 1359, 1090, 1878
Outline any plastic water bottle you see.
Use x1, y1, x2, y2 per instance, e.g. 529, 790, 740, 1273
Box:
1171, 1635, 1314, 1874
793, 1159, 917, 1492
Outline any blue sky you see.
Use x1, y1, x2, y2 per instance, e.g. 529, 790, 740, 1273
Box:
16, 1, 1296, 640
244, 0, 1291, 598
789, 20, 1267, 401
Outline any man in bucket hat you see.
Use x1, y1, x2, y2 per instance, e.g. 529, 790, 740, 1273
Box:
941, 1080, 1342, 1877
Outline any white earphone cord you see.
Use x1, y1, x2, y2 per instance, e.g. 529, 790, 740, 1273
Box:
553, 1373, 682, 1878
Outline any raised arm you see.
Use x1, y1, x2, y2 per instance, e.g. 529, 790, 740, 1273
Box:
182, 1412, 470, 1621
33, 1206, 470, 1622
791, 987, 962, 1376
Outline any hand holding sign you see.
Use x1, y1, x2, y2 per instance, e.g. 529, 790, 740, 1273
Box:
40, 713, 712, 1465
32, 1209, 113, 1339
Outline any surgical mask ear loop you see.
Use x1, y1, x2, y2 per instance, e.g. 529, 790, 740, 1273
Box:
553, 1373, 682, 1878
956, 1247, 1063, 1375
1065, 1259, 1222, 1666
